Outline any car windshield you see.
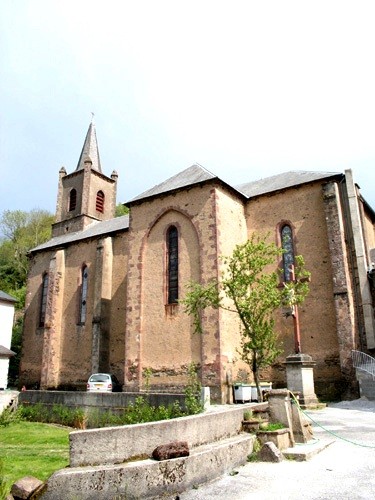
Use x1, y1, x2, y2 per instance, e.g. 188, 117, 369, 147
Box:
89, 374, 110, 382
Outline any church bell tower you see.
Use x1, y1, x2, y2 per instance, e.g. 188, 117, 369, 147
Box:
52, 120, 118, 237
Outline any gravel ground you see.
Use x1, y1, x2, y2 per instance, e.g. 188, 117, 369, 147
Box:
180, 398, 375, 500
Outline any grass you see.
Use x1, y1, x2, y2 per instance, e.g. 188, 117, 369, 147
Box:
258, 422, 286, 431
0, 421, 70, 495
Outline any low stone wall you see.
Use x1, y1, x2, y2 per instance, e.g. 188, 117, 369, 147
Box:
43, 434, 256, 500
40, 403, 261, 499
69, 405, 249, 467
18, 390, 186, 412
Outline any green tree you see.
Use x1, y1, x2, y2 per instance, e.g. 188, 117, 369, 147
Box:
115, 203, 129, 217
8, 316, 23, 387
182, 234, 310, 402
0, 209, 54, 303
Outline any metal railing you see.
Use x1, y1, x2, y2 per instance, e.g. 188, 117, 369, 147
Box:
351, 350, 375, 380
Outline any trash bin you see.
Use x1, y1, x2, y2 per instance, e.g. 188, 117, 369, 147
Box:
250, 383, 257, 401
250, 382, 272, 401
233, 383, 252, 403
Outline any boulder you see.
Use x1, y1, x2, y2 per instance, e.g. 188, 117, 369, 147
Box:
258, 441, 284, 463
11, 476, 45, 499
152, 441, 190, 461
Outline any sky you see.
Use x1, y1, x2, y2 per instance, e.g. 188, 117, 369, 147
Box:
1, 0, 375, 219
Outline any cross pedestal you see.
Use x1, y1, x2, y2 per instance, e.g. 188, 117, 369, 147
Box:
283, 265, 318, 407
284, 353, 319, 408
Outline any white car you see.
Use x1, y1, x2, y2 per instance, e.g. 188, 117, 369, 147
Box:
86, 373, 122, 392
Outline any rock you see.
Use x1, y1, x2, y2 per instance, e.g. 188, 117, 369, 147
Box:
258, 441, 284, 462
11, 476, 44, 499
152, 441, 190, 461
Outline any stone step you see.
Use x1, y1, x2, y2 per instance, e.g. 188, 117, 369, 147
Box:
42, 433, 256, 499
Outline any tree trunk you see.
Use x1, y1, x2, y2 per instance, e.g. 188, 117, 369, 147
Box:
252, 352, 263, 402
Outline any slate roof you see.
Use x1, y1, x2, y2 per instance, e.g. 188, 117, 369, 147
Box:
236, 170, 341, 198
76, 121, 102, 172
30, 168, 343, 253
31, 215, 129, 253
0, 345, 16, 357
129, 164, 219, 203
0, 291, 17, 303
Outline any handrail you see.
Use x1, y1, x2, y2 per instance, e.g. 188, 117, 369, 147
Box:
351, 350, 375, 380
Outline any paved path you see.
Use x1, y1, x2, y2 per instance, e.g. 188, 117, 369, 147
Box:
180, 399, 375, 500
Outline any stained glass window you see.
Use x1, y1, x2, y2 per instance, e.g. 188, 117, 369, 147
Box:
281, 225, 295, 282
167, 226, 178, 304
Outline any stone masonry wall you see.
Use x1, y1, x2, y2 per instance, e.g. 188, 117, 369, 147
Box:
245, 181, 344, 397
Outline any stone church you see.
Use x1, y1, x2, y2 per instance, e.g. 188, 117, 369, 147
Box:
19, 122, 375, 402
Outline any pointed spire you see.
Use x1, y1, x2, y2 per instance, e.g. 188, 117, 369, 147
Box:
76, 117, 102, 172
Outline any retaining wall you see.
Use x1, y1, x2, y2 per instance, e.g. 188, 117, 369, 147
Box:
18, 390, 185, 412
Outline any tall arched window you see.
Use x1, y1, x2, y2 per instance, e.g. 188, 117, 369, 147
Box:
69, 189, 77, 211
281, 224, 295, 282
96, 190, 105, 213
79, 265, 89, 324
167, 226, 178, 304
39, 272, 49, 327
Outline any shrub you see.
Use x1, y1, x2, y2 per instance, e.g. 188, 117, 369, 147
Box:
184, 363, 204, 415
0, 407, 20, 427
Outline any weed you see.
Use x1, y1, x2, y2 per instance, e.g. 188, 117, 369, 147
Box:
184, 363, 204, 415
0, 407, 20, 427
143, 367, 153, 393
258, 422, 285, 431
247, 438, 261, 462
243, 410, 253, 421
14, 382, 203, 430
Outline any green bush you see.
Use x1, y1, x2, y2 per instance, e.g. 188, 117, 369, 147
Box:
15, 379, 203, 430
17, 404, 87, 428
0, 407, 20, 427
184, 363, 204, 415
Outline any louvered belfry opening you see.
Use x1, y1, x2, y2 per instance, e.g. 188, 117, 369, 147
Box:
96, 190, 105, 213
69, 188, 77, 211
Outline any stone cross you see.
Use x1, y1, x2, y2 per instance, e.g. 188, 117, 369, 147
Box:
284, 264, 302, 354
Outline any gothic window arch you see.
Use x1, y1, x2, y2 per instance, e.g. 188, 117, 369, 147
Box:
96, 190, 105, 213
69, 189, 77, 211
166, 225, 178, 304
79, 265, 89, 324
280, 224, 295, 282
39, 272, 49, 327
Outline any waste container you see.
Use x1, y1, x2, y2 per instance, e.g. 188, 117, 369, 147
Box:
233, 383, 252, 403
250, 383, 257, 401
250, 382, 272, 401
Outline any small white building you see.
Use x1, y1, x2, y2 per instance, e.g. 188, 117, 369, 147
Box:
0, 291, 16, 390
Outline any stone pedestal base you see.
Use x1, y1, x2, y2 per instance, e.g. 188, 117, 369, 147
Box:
284, 353, 319, 407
